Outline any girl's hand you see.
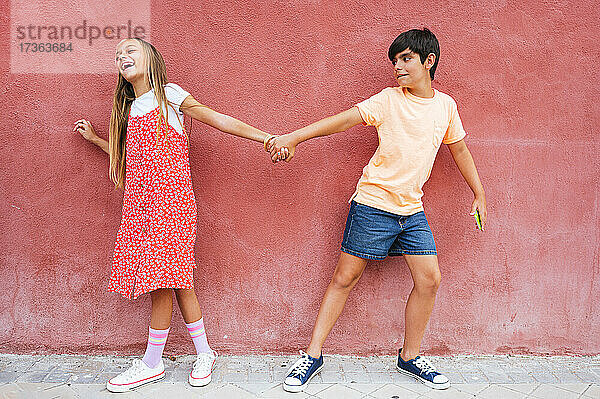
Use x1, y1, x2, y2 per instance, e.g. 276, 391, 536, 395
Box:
268, 133, 297, 163
470, 195, 487, 231
73, 119, 98, 142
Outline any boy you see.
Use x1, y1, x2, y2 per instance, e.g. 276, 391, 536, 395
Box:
268, 28, 487, 392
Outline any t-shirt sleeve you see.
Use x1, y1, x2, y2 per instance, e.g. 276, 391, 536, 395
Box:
442, 99, 467, 145
164, 83, 191, 112
355, 89, 390, 128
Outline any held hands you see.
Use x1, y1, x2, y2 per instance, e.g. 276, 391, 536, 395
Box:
265, 133, 297, 163
73, 119, 98, 142
470, 195, 487, 231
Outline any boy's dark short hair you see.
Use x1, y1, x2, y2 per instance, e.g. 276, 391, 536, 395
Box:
388, 28, 440, 80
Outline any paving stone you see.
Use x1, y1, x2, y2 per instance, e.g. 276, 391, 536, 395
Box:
202, 383, 262, 398
316, 383, 364, 399
370, 383, 421, 399
45, 383, 144, 399
531, 370, 560, 383
426, 387, 476, 398
551, 383, 592, 394
396, 381, 432, 395
168, 370, 192, 384
14, 382, 59, 391
444, 371, 466, 384
430, 357, 456, 370
225, 360, 245, 371
341, 360, 367, 373
221, 371, 248, 383
0, 371, 19, 383
272, 367, 289, 382
5, 359, 36, 372
70, 372, 100, 384
209, 367, 226, 383
25, 360, 57, 373
236, 382, 279, 396
553, 370, 584, 383
478, 362, 507, 374
0, 359, 11, 371
0, 383, 22, 396
77, 359, 107, 374
342, 382, 384, 395
344, 371, 371, 383
94, 373, 117, 385
363, 358, 393, 372
502, 371, 535, 383
453, 383, 490, 395
391, 371, 418, 384
2, 354, 600, 398
247, 371, 272, 383
260, 384, 311, 398
103, 363, 130, 373
480, 371, 512, 384
186, 381, 229, 396
44, 371, 75, 383
303, 383, 333, 396
575, 370, 600, 383
137, 382, 199, 399
530, 383, 580, 399
461, 371, 489, 383
248, 363, 270, 373
477, 384, 527, 399
497, 383, 539, 395
15, 371, 49, 383
369, 372, 394, 383
33, 384, 79, 399
582, 384, 600, 398
320, 370, 345, 383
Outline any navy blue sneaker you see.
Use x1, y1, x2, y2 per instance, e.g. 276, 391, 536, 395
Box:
396, 349, 450, 390
283, 350, 324, 392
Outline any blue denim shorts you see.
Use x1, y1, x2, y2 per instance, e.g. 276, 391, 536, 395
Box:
340, 201, 437, 260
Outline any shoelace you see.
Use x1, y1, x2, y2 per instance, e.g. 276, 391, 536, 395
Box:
122, 359, 146, 379
413, 357, 437, 375
288, 352, 313, 378
193, 353, 214, 372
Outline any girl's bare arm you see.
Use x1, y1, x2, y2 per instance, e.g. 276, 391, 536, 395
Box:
74, 119, 109, 154
180, 96, 272, 145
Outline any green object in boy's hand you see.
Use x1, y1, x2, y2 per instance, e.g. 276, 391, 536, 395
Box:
474, 209, 483, 231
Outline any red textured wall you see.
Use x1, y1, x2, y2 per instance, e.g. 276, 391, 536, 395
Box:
1, 0, 599, 356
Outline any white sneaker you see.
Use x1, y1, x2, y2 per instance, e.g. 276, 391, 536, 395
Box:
188, 350, 218, 387
106, 359, 165, 393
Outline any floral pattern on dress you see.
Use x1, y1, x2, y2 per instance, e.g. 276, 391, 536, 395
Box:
109, 106, 196, 299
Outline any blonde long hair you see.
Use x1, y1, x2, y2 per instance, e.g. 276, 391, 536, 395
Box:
108, 38, 185, 189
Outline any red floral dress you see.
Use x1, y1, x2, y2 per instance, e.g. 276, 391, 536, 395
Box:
109, 87, 196, 299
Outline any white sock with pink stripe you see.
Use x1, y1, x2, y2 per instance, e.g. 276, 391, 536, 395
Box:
141, 326, 170, 369
186, 318, 212, 354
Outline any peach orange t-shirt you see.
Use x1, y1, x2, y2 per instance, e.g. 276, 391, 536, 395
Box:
351, 86, 466, 215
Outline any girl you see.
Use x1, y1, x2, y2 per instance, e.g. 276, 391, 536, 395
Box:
73, 38, 279, 392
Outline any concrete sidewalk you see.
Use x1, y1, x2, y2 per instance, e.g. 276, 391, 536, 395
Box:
0, 354, 599, 398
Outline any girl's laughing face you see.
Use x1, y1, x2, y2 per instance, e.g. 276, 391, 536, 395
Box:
115, 39, 145, 82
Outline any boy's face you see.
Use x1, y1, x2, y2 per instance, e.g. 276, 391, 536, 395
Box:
115, 39, 145, 83
391, 48, 434, 87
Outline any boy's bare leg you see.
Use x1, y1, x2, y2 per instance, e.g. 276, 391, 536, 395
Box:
150, 288, 174, 329
400, 254, 441, 361
306, 252, 368, 358
174, 288, 203, 323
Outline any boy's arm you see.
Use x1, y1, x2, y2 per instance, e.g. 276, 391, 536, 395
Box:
180, 95, 273, 146
268, 107, 364, 162
447, 139, 487, 230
